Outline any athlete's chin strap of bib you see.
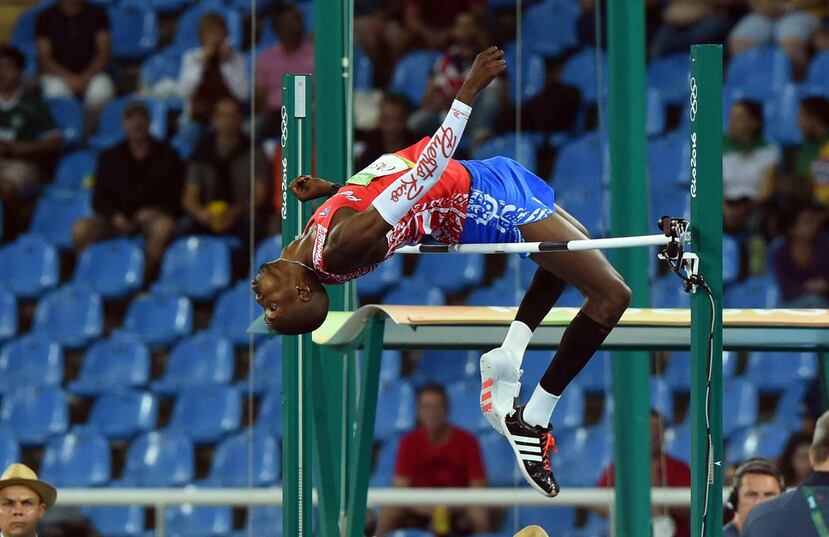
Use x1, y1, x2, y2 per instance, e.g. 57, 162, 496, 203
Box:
371, 100, 472, 225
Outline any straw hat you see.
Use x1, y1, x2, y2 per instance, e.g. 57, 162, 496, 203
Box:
514, 525, 550, 537
0, 464, 57, 509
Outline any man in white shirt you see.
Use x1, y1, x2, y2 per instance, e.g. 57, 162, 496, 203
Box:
0, 463, 57, 537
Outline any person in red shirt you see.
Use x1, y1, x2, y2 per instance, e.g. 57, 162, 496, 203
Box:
593, 411, 691, 537
376, 383, 489, 536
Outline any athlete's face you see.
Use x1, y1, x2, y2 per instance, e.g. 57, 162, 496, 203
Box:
251, 262, 328, 334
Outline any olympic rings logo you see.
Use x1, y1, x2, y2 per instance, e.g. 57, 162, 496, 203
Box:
689, 77, 698, 122
280, 106, 288, 148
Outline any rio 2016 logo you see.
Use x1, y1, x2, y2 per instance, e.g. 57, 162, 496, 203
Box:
689, 77, 698, 198
280, 105, 288, 219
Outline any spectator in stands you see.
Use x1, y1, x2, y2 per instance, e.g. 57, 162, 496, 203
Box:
0, 463, 57, 537
742, 409, 829, 537
179, 12, 248, 138
35, 0, 114, 129
408, 11, 502, 146
723, 458, 785, 537
391, 0, 486, 56
355, 93, 417, 171
814, 19, 829, 53
255, 4, 314, 137
729, 0, 826, 79
649, 0, 736, 58
594, 411, 691, 537
376, 383, 490, 536
796, 96, 829, 207
181, 97, 269, 243
72, 102, 183, 278
0, 45, 62, 240
722, 100, 781, 234
781, 431, 815, 487
771, 202, 829, 307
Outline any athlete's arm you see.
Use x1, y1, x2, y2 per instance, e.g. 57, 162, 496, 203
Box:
289, 175, 341, 202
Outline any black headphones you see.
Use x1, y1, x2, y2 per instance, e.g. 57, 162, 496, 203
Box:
726, 458, 785, 511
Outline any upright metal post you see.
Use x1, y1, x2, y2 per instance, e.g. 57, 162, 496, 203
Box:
280, 74, 314, 537
607, 1, 652, 535
689, 44, 724, 537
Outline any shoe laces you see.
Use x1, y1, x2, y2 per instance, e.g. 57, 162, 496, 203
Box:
542, 431, 557, 472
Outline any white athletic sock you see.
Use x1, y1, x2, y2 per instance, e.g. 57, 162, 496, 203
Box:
523, 384, 560, 428
501, 321, 533, 369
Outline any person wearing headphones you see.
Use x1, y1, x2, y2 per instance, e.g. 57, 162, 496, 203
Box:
723, 458, 785, 536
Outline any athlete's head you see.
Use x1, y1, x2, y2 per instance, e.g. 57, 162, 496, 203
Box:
252, 259, 328, 335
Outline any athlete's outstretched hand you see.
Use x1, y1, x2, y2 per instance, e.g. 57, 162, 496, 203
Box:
290, 175, 337, 202
457, 46, 507, 105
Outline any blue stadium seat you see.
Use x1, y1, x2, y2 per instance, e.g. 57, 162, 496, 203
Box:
647, 88, 666, 137
139, 50, 184, 108
651, 274, 691, 309
648, 133, 688, 187
0, 432, 19, 471
665, 421, 691, 464
723, 379, 758, 439
390, 50, 441, 106
164, 505, 233, 536
503, 42, 546, 100
447, 380, 489, 433
370, 435, 400, 487
172, 4, 243, 52
0, 333, 63, 394
723, 275, 779, 308
0, 291, 16, 342
411, 350, 477, 387
746, 352, 816, 391
39, 427, 111, 487
85, 507, 145, 537
254, 235, 283, 270
552, 133, 604, 192
29, 191, 91, 249
573, 351, 611, 392
380, 350, 403, 383
647, 53, 689, 104
723, 234, 740, 284
522, 0, 578, 56
169, 385, 241, 443
108, 6, 158, 60
774, 381, 810, 425
555, 187, 606, 237
664, 351, 737, 393
725, 423, 791, 465
70, 334, 150, 396
765, 83, 804, 146
553, 426, 611, 487
154, 236, 231, 300
10, 7, 40, 75
203, 431, 280, 487
479, 431, 520, 486
122, 293, 193, 346
375, 380, 416, 440
209, 281, 257, 346
242, 336, 282, 395
243, 507, 282, 537
518, 507, 578, 536
119, 430, 194, 486
561, 47, 606, 103
33, 285, 103, 348
87, 390, 158, 441
46, 97, 84, 148
651, 377, 673, 423
52, 149, 96, 193
466, 279, 523, 307
517, 350, 550, 392
89, 97, 168, 151
522, 376, 585, 432
389, 530, 433, 537
413, 254, 484, 294
153, 332, 234, 394
356, 254, 403, 297
354, 46, 374, 90
0, 234, 59, 299
74, 238, 144, 299
650, 180, 690, 224
472, 133, 540, 173
256, 391, 283, 438
0, 385, 68, 444
806, 50, 829, 89
725, 45, 792, 101
382, 277, 446, 305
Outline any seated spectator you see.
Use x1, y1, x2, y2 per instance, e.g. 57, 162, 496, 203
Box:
180, 97, 269, 244
35, 0, 114, 128
376, 383, 489, 536
722, 100, 781, 234
0, 45, 62, 240
408, 11, 503, 145
594, 411, 691, 537
729, 0, 826, 79
780, 431, 815, 487
814, 19, 829, 53
771, 202, 829, 307
179, 12, 248, 131
742, 410, 829, 537
255, 4, 314, 138
795, 96, 829, 206
391, 0, 486, 56
72, 102, 183, 278
723, 458, 785, 537
649, 0, 735, 58
355, 93, 417, 171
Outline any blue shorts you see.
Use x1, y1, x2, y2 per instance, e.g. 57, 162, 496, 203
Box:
459, 157, 556, 245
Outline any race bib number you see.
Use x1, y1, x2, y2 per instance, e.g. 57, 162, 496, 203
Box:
347, 154, 414, 186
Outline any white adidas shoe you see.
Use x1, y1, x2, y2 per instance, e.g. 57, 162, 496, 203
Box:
480, 347, 522, 435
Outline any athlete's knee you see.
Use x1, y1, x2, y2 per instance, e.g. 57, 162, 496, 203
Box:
605, 278, 631, 318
